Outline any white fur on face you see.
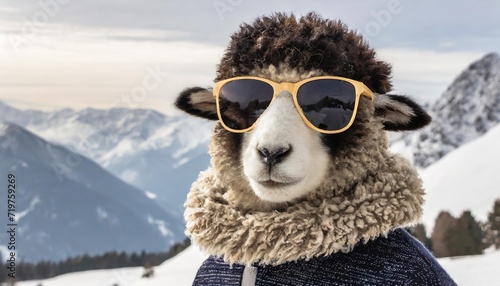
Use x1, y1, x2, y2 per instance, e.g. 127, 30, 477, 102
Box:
242, 91, 330, 202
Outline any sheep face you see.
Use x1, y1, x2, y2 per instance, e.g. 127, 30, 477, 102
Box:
240, 76, 330, 203
175, 13, 430, 209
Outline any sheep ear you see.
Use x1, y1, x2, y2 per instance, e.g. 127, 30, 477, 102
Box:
374, 94, 431, 131
175, 87, 218, 120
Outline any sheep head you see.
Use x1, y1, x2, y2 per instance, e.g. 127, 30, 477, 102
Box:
176, 12, 430, 211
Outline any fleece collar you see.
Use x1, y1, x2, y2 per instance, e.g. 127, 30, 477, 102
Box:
184, 154, 424, 266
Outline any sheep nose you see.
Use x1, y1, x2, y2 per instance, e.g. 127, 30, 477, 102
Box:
258, 145, 292, 166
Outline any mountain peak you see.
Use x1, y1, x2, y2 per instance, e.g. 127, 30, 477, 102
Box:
392, 52, 500, 168
458, 51, 500, 81
434, 51, 500, 114
473, 52, 500, 66
0, 121, 49, 150
0, 121, 26, 134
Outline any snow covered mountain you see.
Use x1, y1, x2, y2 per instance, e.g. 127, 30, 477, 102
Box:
420, 122, 500, 229
0, 103, 213, 216
392, 52, 500, 168
0, 122, 185, 262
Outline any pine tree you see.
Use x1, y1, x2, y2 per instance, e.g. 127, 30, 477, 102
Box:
485, 199, 500, 249
431, 210, 486, 257
450, 210, 484, 256
431, 211, 457, 257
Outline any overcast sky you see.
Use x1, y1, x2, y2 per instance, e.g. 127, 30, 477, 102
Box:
0, 0, 499, 115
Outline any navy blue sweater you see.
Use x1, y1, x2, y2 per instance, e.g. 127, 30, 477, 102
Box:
192, 229, 456, 286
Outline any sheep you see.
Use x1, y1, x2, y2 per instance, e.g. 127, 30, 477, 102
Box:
176, 12, 456, 286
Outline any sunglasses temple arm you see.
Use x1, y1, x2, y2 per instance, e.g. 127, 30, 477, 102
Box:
361, 86, 375, 100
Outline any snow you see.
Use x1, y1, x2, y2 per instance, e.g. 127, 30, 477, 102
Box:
14, 267, 144, 286
120, 169, 139, 184
0, 245, 9, 264
0, 121, 7, 135
132, 246, 207, 286
100, 138, 136, 164
147, 216, 171, 237
15, 196, 41, 222
173, 157, 190, 168
12, 246, 500, 286
32, 120, 94, 151
420, 123, 500, 229
145, 191, 157, 199
96, 207, 109, 219
13, 247, 206, 286
438, 250, 500, 286
96, 207, 120, 226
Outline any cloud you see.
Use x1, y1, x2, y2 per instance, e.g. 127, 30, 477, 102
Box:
0, 28, 224, 114
378, 48, 485, 102
0, 0, 499, 114
2, 0, 499, 48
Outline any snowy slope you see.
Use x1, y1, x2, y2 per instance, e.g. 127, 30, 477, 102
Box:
132, 246, 207, 286
0, 103, 213, 216
11, 247, 207, 286
392, 52, 500, 168
11, 267, 145, 286
13, 246, 500, 286
0, 122, 184, 262
419, 122, 500, 229
438, 250, 500, 286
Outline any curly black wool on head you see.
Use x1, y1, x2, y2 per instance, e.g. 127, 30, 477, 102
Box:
216, 12, 393, 94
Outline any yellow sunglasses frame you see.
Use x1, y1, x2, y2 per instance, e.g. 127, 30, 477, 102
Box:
213, 76, 375, 134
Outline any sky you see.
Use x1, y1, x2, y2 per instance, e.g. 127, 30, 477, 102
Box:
0, 0, 499, 115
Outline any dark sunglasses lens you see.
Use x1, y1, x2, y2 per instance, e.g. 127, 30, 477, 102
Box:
218, 79, 274, 130
297, 79, 356, 131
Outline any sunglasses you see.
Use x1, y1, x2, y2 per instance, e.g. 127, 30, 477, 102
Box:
213, 76, 374, 134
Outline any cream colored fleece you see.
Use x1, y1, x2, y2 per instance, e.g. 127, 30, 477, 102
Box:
184, 100, 425, 266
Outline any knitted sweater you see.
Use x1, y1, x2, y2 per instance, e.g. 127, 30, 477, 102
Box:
193, 229, 456, 286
